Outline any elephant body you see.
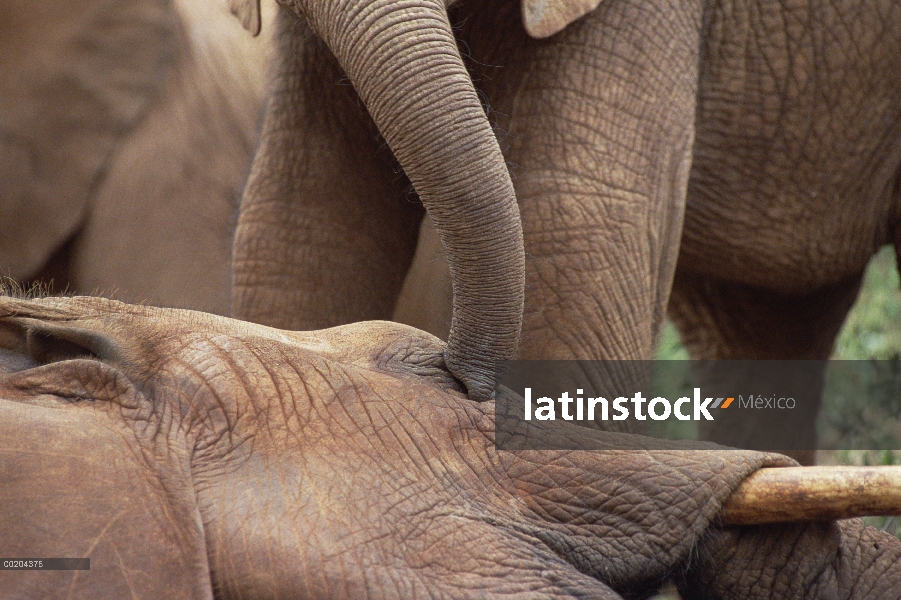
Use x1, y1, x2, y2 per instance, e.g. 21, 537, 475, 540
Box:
232, 0, 901, 402
402, 0, 901, 355
672, 0, 901, 360
1, 294, 900, 598
0, 0, 273, 315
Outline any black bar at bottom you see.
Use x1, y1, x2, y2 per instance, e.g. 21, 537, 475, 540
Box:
0, 559, 89, 570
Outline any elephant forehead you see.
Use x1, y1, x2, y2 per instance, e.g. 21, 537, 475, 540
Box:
176, 333, 478, 436
124, 327, 473, 480
0, 295, 462, 444
170, 323, 427, 366
0, 295, 441, 360
161, 327, 443, 401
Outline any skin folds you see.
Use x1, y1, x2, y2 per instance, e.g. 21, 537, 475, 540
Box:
0, 295, 899, 599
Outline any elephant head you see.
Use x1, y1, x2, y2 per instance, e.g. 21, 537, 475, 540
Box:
1, 294, 900, 598
225, 0, 647, 402
226, 0, 711, 407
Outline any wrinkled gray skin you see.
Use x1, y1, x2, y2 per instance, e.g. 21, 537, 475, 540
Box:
401, 0, 901, 359
1, 295, 900, 599
230, 0, 901, 408
398, 0, 901, 455
0, 0, 272, 315
231, 0, 526, 400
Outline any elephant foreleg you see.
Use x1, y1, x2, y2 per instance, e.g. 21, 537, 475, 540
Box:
454, 0, 703, 362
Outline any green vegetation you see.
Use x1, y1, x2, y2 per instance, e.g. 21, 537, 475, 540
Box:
654, 246, 901, 539
655, 246, 901, 361
655, 320, 690, 361
833, 246, 901, 360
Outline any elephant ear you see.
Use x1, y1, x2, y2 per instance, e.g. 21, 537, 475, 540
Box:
228, 0, 262, 36
0, 298, 214, 598
522, 0, 604, 38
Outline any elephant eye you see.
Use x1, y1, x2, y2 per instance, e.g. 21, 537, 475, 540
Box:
26, 330, 99, 365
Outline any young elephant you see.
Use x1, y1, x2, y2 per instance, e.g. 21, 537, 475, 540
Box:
1, 295, 899, 599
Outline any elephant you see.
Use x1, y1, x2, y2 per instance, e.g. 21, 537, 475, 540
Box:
228, 0, 527, 400
227, 0, 901, 414
0, 0, 274, 316
1, 293, 900, 599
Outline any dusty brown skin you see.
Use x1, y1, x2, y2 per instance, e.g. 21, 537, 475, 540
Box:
401, 0, 901, 363
667, 0, 901, 455
1, 295, 900, 599
0, 0, 272, 315
405, 0, 901, 450
232, 0, 697, 371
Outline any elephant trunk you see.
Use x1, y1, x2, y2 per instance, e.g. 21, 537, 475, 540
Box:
288, 0, 525, 399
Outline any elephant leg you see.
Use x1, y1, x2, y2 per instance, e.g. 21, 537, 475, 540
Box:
669, 271, 864, 463
669, 272, 863, 361
452, 0, 702, 362
233, 11, 423, 330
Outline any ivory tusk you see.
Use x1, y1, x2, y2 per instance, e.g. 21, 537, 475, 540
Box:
720, 466, 901, 526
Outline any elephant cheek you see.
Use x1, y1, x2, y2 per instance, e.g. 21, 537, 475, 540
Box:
0, 400, 214, 599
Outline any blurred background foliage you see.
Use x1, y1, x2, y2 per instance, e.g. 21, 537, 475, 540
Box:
832, 246, 901, 359
655, 245, 901, 541
655, 245, 901, 361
